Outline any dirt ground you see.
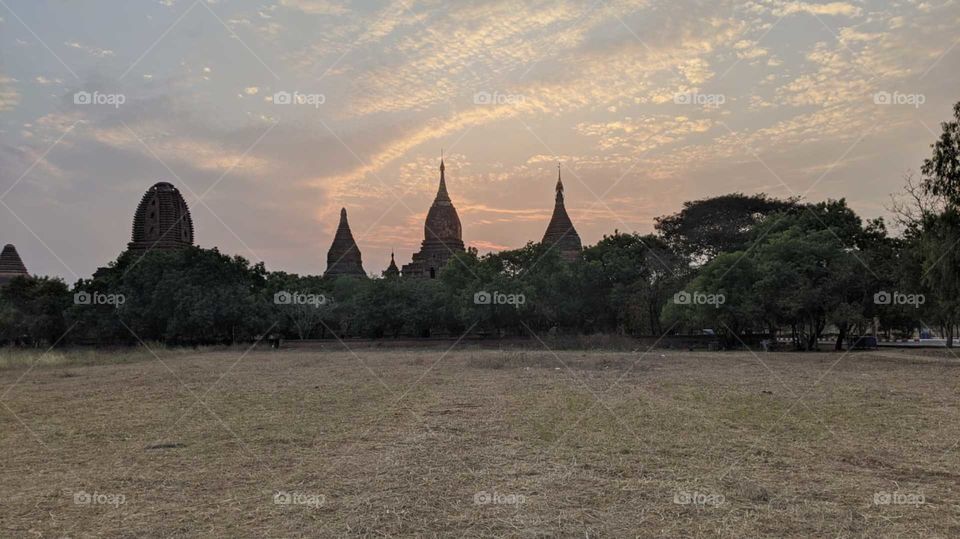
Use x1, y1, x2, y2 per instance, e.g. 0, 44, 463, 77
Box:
1, 345, 959, 537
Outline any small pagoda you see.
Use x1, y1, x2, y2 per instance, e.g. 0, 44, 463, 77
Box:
324, 208, 366, 278
540, 164, 582, 262
383, 251, 400, 278
0, 244, 29, 285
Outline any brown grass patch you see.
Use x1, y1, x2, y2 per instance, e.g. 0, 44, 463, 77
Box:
1, 347, 958, 536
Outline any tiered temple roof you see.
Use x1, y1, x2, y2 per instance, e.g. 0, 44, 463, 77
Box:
401, 159, 465, 278
540, 165, 582, 262
127, 182, 194, 254
383, 251, 400, 278
324, 208, 366, 277
0, 244, 28, 285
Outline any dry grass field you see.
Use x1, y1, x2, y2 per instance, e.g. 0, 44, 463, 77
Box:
2, 345, 960, 537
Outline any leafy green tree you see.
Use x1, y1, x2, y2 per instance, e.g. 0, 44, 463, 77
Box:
661, 251, 762, 345
917, 101, 960, 346
922, 208, 960, 346
666, 200, 877, 350
265, 272, 330, 339
584, 233, 685, 335
654, 193, 799, 264
0, 276, 71, 346
86, 247, 271, 344
921, 102, 960, 205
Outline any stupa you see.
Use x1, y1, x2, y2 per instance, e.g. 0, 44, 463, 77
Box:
324, 208, 366, 277
401, 158, 465, 278
540, 164, 582, 262
383, 251, 400, 278
0, 244, 29, 285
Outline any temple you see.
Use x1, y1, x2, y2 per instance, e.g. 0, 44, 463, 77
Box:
127, 182, 194, 254
0, 244, 29, 285
383, 251, 400, 278
324, 208, 366, 277
401, 159, 465, 278
540, 165, 582, 262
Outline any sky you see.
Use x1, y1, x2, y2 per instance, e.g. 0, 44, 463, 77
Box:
0, 0, 958, 281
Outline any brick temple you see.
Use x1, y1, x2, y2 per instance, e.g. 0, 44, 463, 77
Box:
324, 208, 365, 277
401, 158, 466, 279
540, 165, 582, 262
0, 244, 28, 285
128, 182, 195, 254
322, 159, 582, 279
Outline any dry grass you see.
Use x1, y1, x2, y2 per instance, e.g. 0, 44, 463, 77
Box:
2, 346, 960, 537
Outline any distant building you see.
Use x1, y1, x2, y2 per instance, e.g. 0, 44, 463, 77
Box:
0, 244, 28, 285
127, 182, 194, 254
402, 159, 465, 278
540, 165, 582, 262
383, 251, 400, 278
324, 208, 366, 278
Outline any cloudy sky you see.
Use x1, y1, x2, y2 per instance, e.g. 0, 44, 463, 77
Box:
1, 0, 958, 280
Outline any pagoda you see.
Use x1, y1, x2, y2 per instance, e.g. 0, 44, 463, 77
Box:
0, 244, 28, 285
383, 251, 400, 278
401, 158, 465, 278
324, 208, 366, 277
127, 182, 194, 254
540, 164, 582, 262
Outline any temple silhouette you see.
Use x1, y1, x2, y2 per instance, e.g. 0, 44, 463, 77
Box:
325, 158, 582, 278
43, 158, 583, 280
324, 208, 365, 277
0, 244, 28, 285
541, 165, 582, 262
128, 182, 194, 254
400, 158, 466, 279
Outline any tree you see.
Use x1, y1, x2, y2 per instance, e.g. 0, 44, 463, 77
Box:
0, 276, 71, 346
921, 101, 960, 205
661, 251, 762, 345
654, 193, 799, 264
916, 100, 960, 347
921, 208, 960, 347
264, 272, 329, 339
84, 247, 271, 344
584, 233, 685, 335
665, 200, 877, 350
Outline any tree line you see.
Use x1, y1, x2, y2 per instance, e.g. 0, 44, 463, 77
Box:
3, 101, 959, 349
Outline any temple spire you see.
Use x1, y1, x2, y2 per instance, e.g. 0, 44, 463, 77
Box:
541, 164, 582, 262
383, 248, 400, 278
401, 152, 465, 278
436, 155, 450, 202
556, 162, 564, 201
325, 207, 366, 277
